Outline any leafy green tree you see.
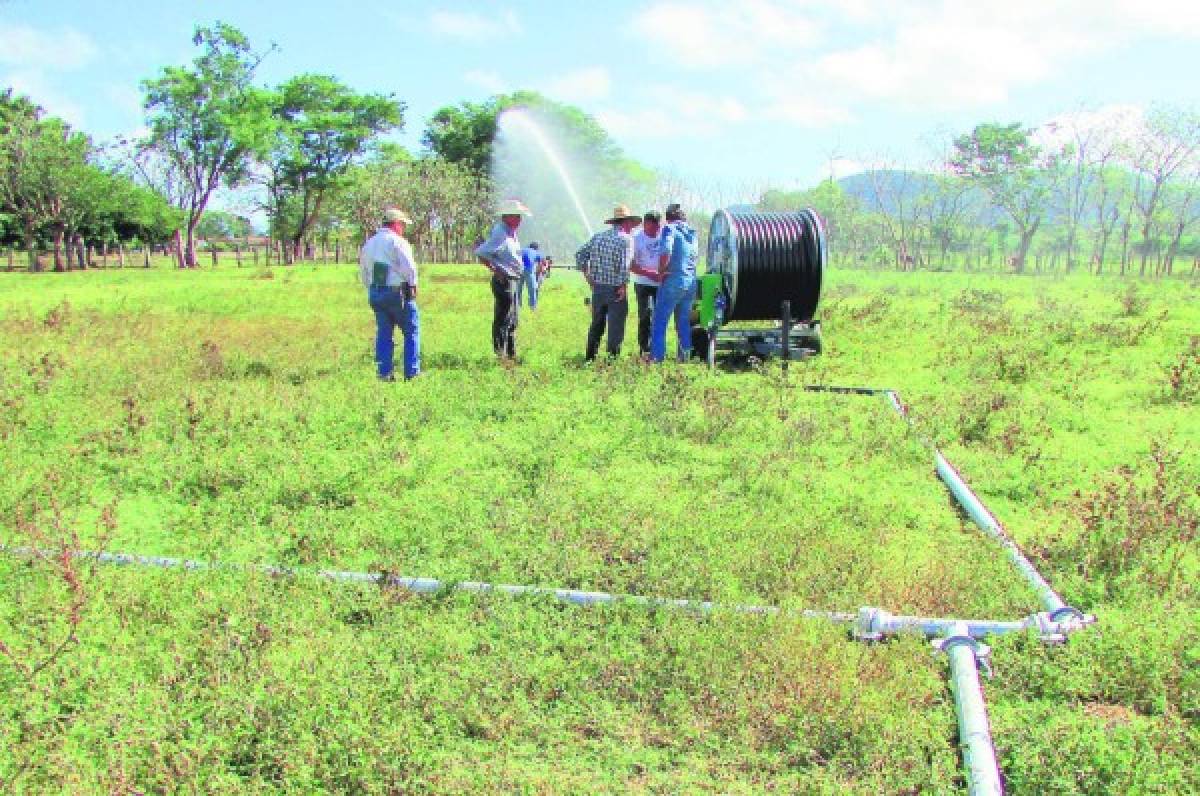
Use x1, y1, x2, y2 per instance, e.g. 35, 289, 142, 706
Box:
262, 74, 403, 261
194, 209, 252, 241
951, 123, 1057, 272
141, 22, 274, 268
0, 91, 93, 271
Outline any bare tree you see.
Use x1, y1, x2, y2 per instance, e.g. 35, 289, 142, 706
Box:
1125, 107, 1200, 277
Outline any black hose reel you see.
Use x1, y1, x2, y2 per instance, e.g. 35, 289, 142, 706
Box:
695, 207, 826, 366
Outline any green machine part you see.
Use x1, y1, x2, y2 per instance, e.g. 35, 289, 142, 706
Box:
697, 272, 724, 328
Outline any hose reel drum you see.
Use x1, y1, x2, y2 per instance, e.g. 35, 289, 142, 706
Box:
694, 207, 826, 366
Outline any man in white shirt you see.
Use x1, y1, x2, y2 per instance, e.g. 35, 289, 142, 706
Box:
631, 210, 663, 357
360, 206, 420, 380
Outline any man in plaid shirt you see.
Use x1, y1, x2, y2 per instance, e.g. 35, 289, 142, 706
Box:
576, 204, 640, 361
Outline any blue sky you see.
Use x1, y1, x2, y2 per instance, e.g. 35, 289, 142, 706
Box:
2, 0, 1198, 192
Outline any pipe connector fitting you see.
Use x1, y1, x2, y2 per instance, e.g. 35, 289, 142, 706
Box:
933, 633, 993, 678
1032, 608, 1097, 643
854, 605, 889, 642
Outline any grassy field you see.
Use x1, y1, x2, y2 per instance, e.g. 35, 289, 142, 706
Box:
1, 261, 1197, 793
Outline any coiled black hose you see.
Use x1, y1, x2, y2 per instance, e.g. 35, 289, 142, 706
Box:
708, 208, 825, 322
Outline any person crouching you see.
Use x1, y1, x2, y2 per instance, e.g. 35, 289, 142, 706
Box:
360, 206, 420, 381
577, 204, 639, 361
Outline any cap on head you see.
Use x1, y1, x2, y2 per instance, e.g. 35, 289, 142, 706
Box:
642, 211, 661, 224
529, 242, 540, 249
605, 204, 641, 225
383, 206, 413, 225
665, 203, 685, 221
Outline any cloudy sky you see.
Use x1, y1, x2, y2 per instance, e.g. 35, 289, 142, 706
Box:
2, 0, 1198, 190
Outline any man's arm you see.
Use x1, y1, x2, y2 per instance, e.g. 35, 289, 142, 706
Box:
396, 238, 419, 297
575, 236, 594, 285
657, 227, 675, 278
358, 240, 372, 288
616, 235, 635, 301
475, 225, 504, 260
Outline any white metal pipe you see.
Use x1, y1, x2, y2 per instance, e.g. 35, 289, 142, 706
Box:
940, 624, 1004, 795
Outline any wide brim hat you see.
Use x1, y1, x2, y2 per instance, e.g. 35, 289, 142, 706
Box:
497, 198, 533, 217
605, 204, 641, 224
383, 207, 413, 224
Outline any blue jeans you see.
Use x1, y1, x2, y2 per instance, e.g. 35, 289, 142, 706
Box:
649, 276, 696, 362
368, 287, 420, 379
518, 268, 538, 309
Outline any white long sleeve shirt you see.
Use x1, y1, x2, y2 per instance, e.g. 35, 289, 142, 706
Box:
474, 222, 523, 278
631, 229, 662, 287
359, 227, 418, 288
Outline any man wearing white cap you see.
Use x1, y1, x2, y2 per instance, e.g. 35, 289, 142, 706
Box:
475, 199, 531, 359
359, 206, 420, 380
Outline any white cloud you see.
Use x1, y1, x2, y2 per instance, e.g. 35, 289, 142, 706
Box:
595, 87, 751, 140
464, 69, 507, 94
631, 0, 1200, 116
543, 67, 612, 103
632, 0, 820, 68
1, 69, 87, 128
0, 23, 99, 71
430, 9, 520, 40
1033, 104, 1147, 153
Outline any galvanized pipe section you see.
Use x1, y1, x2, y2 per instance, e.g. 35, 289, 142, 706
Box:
4, 546, 1076, 640
936, 625, 1004, 795
933, 452, 1088, 622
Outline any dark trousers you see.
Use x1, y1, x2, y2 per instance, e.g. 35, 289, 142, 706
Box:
634, 283, 658, 355
491, 274, 519, 358
586, 284, 628, 361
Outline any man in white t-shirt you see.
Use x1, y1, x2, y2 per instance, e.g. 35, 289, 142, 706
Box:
630, 210, 663, 357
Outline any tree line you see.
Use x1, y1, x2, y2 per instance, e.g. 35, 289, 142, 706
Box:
3, 20, 1197, 277
762, 111, 1200, 277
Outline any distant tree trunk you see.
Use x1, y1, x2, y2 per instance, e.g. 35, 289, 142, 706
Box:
1012, 222, 1039, 274
334, 240, 341, 264
1162, 221, 1185, 276
143, 245, 151, 268
76, 236, 89, 270
117, 243, 125, 268
51, 225, 66, 272
25, 219, 41, 272
172, 229, 186, 269
184, 217, 202, 268
1119, 219, 1131, 276
6, 245, 12, 271
234, 244, 242, 267
252, 246, 259, 267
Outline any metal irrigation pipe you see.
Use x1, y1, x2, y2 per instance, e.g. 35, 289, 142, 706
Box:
935, 624, 1005, 796
1, 545, 1091, 640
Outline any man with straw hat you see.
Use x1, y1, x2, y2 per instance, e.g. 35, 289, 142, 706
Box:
576, 204, 639, 361
359, 206, 420, 381
476, 198, 531, 360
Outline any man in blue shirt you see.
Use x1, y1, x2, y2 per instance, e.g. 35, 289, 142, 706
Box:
518, 241, 542, 310
649, 203, 698, 363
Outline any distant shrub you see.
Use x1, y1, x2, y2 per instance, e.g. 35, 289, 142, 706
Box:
952, 288, 1007, 315
1164, 336, 1200, 402
1059, 443, 1199, 595
42, 299, 70, 329
197, 340, 226, 378
1089, 310, 1169, 347
1119, 283, 1148, 317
